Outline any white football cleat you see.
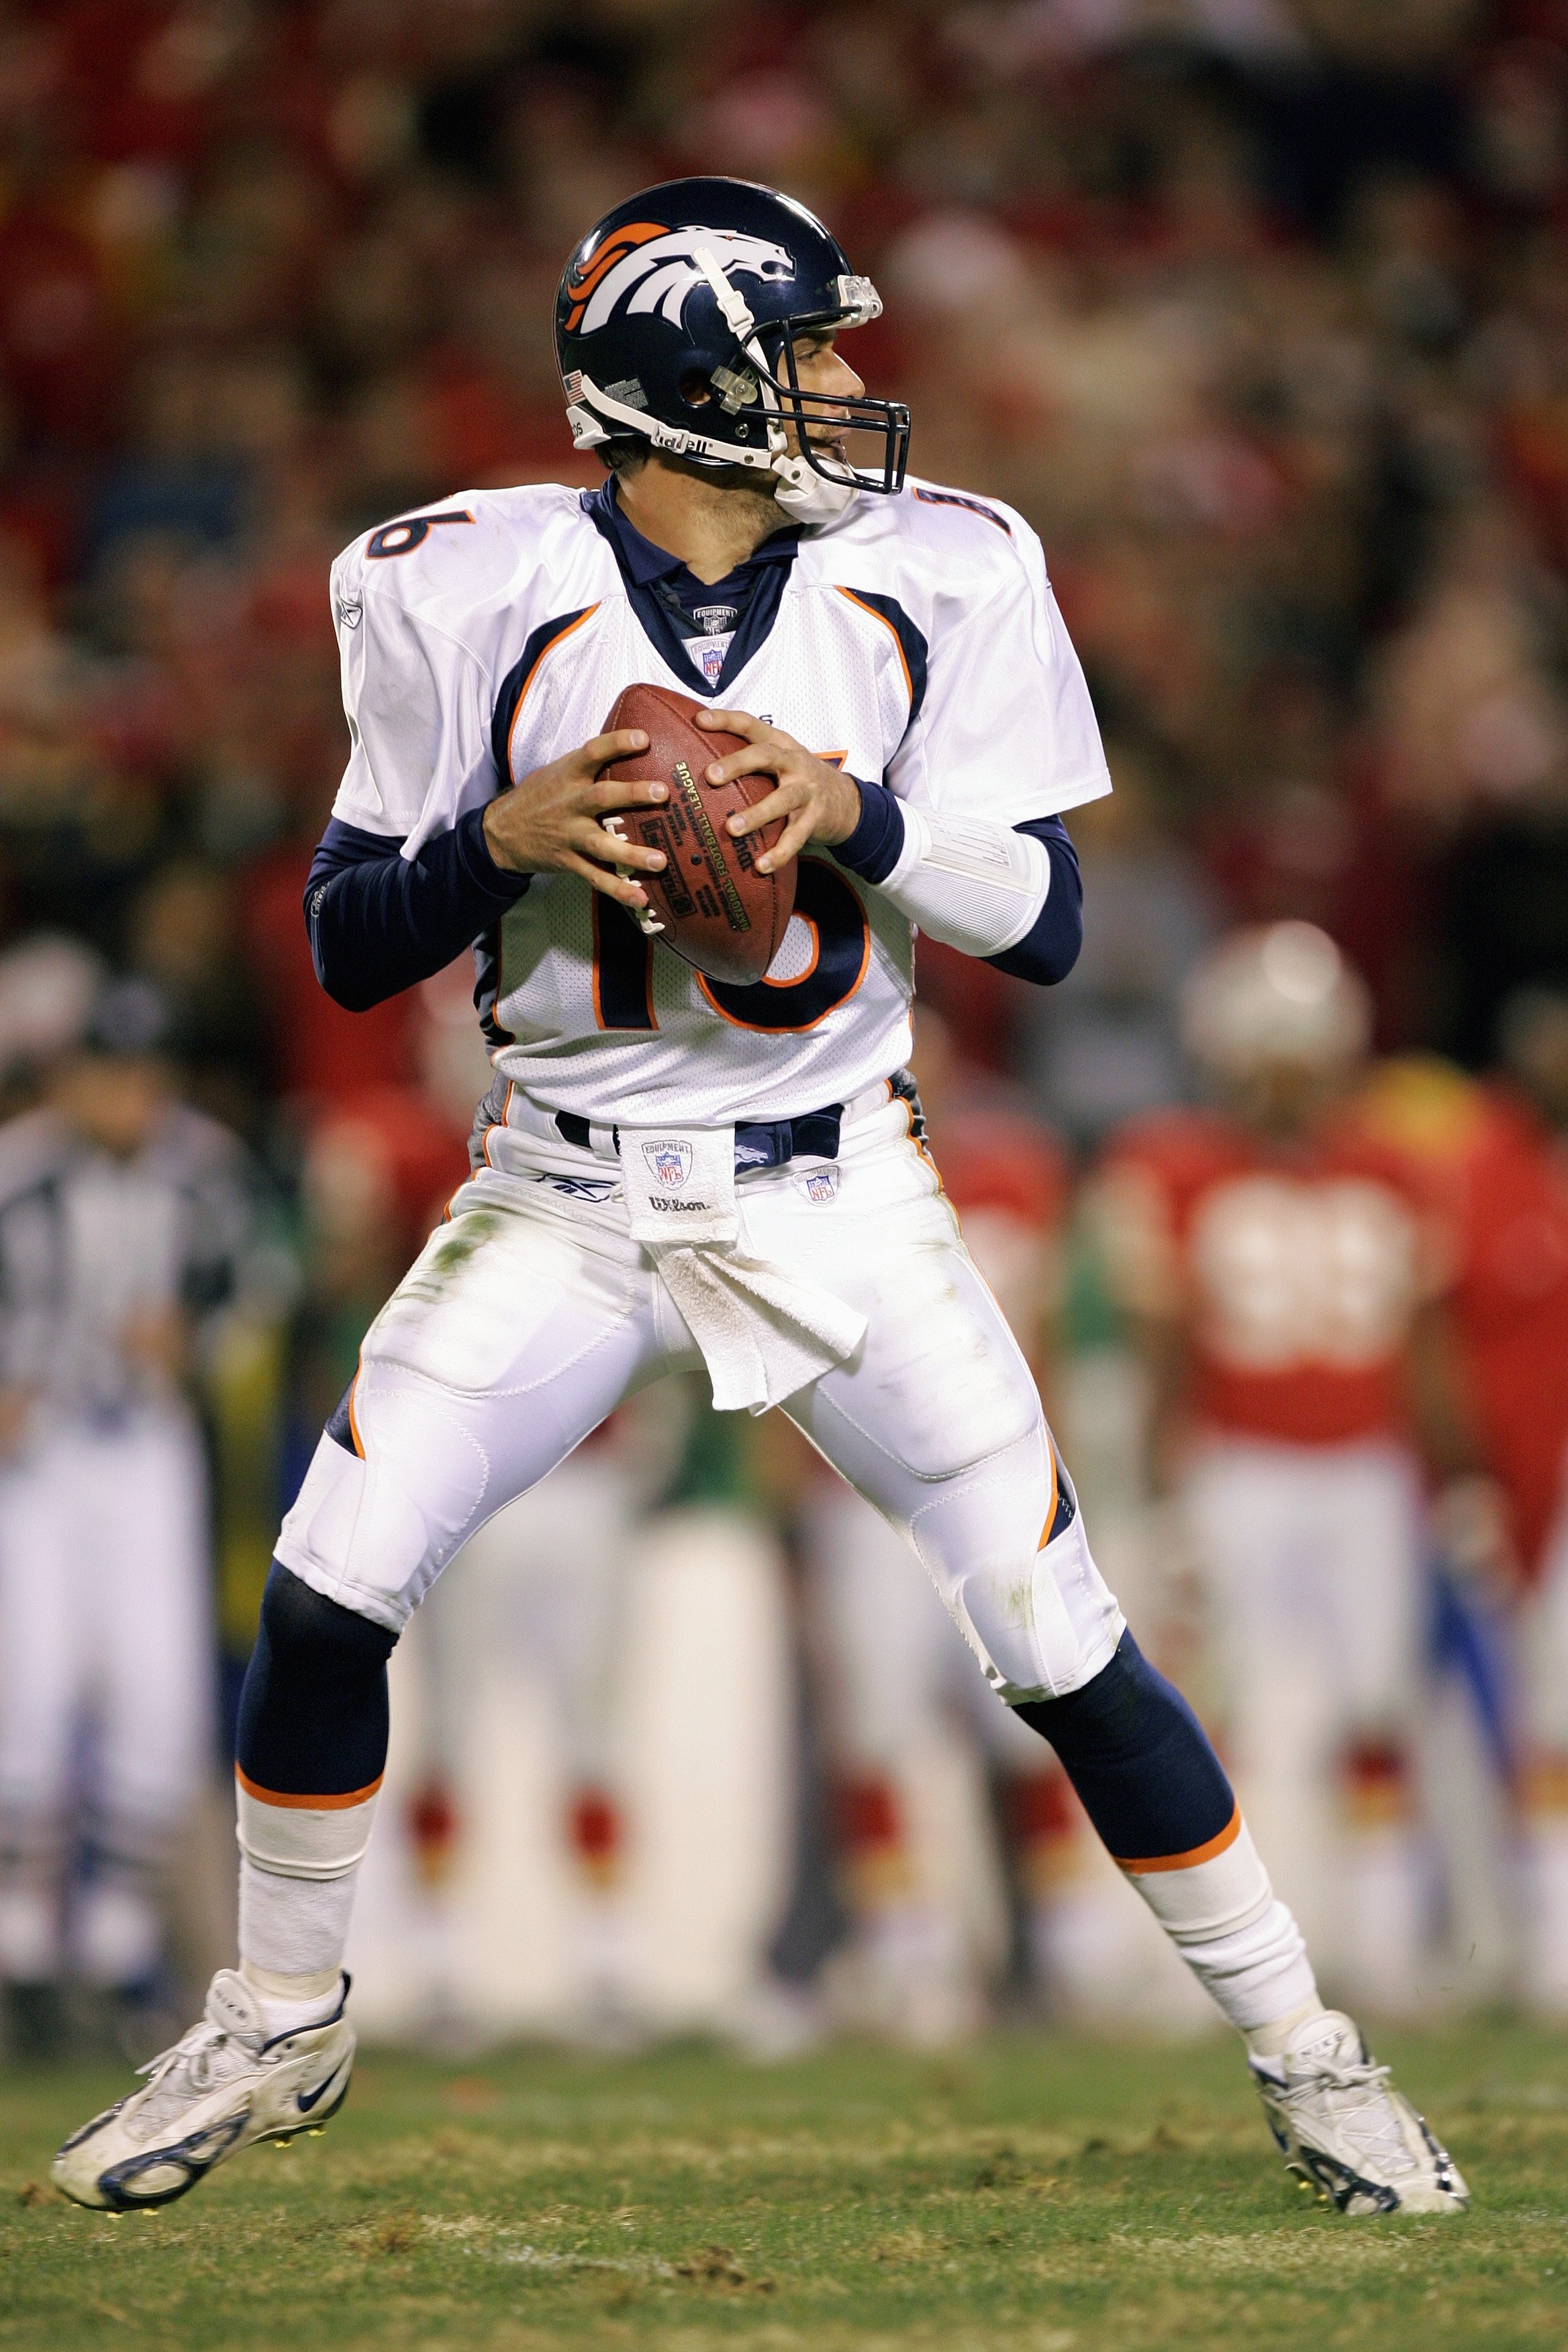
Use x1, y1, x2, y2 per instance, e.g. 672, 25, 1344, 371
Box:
1251, 2009, 1468, 2216
51, 1969, 354, 2212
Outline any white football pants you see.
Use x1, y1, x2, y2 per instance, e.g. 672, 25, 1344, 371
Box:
277, 1087, 1126, 1708
809, 1478, 1049, 1775
0, 1406, 213, 1981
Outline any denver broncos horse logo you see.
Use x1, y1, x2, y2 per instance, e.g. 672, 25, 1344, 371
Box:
563, 224, 795, 336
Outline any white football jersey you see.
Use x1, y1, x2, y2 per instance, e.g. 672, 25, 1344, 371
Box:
328, 475, 1112, 1126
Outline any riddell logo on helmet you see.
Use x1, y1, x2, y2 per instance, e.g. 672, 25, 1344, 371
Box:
564, 225, 795, 336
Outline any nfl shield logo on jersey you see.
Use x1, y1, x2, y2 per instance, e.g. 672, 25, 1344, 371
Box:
686, 632, 732, 686
643, 1139, 693, 1187
801, 1165, 838, 1202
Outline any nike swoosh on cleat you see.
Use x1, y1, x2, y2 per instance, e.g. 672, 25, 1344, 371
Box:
297, 2061, 350, 2114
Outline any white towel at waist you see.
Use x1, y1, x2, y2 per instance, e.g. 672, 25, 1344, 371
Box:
650, 1239, 866, 1414
495, 1097, 873, 1414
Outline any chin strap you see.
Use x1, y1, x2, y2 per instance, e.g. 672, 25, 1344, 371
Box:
566, 367, 859, 520
773, 458, 858, 522
565, 370, 773, 471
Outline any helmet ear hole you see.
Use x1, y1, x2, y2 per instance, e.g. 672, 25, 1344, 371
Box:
679, 369, 714, 408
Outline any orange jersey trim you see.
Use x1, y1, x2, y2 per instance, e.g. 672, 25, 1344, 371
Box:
504, 605, 599, 781
1115, 1801, 1241, 1876
481, 1081, 515, 1169
235, 1765, 385, 1810
834, 587, 913, 708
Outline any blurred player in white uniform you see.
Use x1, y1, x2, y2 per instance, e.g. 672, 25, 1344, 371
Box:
57, 180, 1464, 2219
0, 981, 251, 2053
1092, 925, 1475, 2010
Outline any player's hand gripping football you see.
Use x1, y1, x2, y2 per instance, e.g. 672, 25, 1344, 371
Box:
482, 728, 670, 909
695, 710, 863, 873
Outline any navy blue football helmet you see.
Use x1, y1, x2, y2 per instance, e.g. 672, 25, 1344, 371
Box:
554, 177, 910, 522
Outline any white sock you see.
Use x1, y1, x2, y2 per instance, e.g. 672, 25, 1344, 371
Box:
1244, 1995, 1330, 2065
1122, 1816, 1321, 2033
1175, 1895, 1320, 2031
238, 1953, 344, 2035
238, 1888, 348, 2035
233, 1769, 379, 2031
238, 1855, 356, 1985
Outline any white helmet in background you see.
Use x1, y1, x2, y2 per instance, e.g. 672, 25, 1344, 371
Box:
0, 932, 106, 1080
1181, 921, 1371, 1081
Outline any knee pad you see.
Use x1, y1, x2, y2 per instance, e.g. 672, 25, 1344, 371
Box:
236, 1562, 397, 1799
1014, 1630, 1235, 1865
277, 1381, 489, 1629
912, 1434, 1124, 1701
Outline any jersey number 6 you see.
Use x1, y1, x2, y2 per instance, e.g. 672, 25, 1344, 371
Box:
593, 861, 871, 1034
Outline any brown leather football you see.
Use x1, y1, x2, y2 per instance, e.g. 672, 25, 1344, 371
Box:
599, 682, 795, 988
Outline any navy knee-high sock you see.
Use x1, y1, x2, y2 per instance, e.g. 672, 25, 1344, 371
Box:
236, 1562, 397, 1798
234, 1565, 400, 1991
1013, 1632, 1321, 2031
1014, 1630, 1236, 1865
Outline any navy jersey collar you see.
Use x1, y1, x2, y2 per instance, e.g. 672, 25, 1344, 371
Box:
579, 480, 801, 699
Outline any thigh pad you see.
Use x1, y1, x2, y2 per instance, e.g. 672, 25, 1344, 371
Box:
822, 1218, 1040, 1481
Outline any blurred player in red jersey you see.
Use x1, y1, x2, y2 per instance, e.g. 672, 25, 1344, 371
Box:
1346, 1008, 1568, 2011
809, 1009, 1092, 2037
1091, 923, 1477, 2012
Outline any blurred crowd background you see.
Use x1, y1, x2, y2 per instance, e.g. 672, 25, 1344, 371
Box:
2, 0, 1568, 2062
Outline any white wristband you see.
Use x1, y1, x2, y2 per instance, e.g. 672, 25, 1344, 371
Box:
877, 807, 1050, 957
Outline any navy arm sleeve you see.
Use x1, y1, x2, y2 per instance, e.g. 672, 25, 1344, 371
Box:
304, 810, 533, 1013
832, 783, 1083, 986
985, 814, 1082, 985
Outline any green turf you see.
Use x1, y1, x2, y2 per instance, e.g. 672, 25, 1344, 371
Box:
1, 2024, 1566, 2350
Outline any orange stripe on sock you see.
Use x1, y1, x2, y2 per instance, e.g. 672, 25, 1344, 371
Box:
235, 1765, 384, 1810
1114, 1800, 1240, 1875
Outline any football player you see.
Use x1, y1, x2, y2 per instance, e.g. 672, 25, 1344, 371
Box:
1345, 1008, 1568, 2010
1091, 924, 1474, 2012
1488, 993, 1568, 2009
54, 180, 1465, 2217
0, 980, 251, 2054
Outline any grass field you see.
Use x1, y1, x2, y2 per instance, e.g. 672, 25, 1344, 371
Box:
2, 2024, 1567, 2351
